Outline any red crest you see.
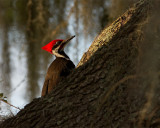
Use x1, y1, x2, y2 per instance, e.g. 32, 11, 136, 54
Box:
42, 39, 63, 54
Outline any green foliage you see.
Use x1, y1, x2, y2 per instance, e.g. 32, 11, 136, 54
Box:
0, 93, 8, 103
0, 93, 3, 98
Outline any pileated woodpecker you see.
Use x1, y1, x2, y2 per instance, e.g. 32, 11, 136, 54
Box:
41, 35, 75, 97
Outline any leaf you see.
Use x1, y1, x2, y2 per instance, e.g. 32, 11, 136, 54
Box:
3, 99, 8, 103
0, 93, 3, 98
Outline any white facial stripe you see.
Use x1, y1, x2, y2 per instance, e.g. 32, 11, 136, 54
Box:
52, 50, 70, 60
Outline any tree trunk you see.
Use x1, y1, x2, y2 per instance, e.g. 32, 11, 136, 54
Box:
1, 0, 159, 128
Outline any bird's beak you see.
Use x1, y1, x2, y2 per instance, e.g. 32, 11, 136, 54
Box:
60, 35, 75, 50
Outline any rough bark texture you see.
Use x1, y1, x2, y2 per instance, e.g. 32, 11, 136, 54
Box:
1, 0, 159, 128
77, 0, 149, 67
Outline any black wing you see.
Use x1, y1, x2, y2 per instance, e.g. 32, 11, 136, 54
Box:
60, 60, 75, 77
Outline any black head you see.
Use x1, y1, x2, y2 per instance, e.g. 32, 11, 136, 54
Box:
51, 35, 75, 58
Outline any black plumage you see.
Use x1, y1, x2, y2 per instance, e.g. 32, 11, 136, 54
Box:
41, 36, 75, 97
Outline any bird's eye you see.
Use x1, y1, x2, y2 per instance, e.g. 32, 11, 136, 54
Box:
52, 41, 62, 50
56, 41, 61, 45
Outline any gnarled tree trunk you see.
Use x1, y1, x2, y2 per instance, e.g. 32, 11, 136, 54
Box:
1, 0, 159, 128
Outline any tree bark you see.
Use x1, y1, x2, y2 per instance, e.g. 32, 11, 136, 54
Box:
77, 0, 149, 67
1, 0, 158, 128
